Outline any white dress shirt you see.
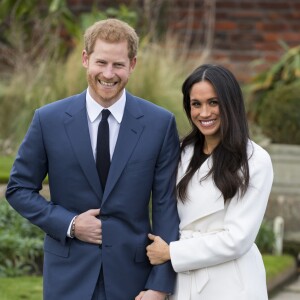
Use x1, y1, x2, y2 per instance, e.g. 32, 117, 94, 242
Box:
67, 88, 126, 237
86, 87, 126, 160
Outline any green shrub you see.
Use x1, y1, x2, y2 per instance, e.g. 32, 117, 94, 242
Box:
246, 45, 300, 144
256, 221, 275, 254
0, 200, 44, 277
0, 0, 81, 149
257, 80, 300, 144
0, 0, 79, 69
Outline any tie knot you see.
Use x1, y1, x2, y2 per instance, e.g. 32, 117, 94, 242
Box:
101, 109, 110, 121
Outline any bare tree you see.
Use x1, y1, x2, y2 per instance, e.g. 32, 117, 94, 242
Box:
143, 0, 166, 41
201, 0, 216, 61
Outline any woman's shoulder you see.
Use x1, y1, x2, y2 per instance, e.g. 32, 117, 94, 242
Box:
247, 140, 272, 167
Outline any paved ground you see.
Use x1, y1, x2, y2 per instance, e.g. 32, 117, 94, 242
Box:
0, 184, 6, 197
270, 275, 300, 299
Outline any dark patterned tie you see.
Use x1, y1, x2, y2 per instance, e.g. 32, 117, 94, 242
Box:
96, 109, 111, 189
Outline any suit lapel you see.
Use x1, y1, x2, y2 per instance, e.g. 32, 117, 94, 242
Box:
102, 93, 144, 202
64, 91, 102, 198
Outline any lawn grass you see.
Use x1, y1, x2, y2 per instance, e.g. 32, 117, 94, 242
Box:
0, 276, 43, 300
0, 155, 14, 183
0, 254, 295, 299
263, 254, 296, 281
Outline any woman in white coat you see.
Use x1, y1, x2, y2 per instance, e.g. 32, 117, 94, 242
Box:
143, 64, 273, 300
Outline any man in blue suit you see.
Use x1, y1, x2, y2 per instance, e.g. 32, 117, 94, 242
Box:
6, 19, 180, 300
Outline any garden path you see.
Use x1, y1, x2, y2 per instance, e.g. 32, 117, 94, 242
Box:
270, 275, 300, 299
0, 184, 6, 198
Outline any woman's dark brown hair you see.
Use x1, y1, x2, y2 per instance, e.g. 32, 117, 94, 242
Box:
177, 64, 250, 203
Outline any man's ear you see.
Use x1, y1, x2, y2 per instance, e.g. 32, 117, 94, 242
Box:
129, 56, 137, 74
82, 50, 89, 68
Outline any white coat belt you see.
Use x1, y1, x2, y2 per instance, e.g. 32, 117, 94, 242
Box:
176, 229, 225, 299
180, 228, 225, 240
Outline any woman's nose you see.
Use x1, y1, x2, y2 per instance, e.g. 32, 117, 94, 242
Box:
200, 105, 210, 117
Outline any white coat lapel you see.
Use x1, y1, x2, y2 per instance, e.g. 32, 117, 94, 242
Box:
177, 145, 224, 229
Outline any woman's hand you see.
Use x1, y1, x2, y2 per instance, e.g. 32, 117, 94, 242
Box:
135, 290, 167, 300
146, 233, 171, 265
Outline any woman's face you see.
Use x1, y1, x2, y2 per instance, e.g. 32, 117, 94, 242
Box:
189, 80, 221, 140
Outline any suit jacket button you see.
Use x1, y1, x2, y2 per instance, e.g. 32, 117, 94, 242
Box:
101, 215, 109, 220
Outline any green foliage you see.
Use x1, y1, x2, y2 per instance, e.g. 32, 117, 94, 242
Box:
0, 200, 44, 277
0, 52, 86, 146
80, 4, 138, 31
127, 37, 193, 137
0, 33, 191, 151
0, 0, 83, 149
283, 240, 300, 257
250, 45, 300, 94
258, 80, 300, 144
256, 221, 275, 254
0, 4, 140, 152
0, 3, 191, 152
247, 45, 300, 144
0, 0, 78, 70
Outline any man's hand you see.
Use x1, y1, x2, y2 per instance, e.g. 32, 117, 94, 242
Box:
146, 234, 171, 265
74, 209, 102, 244
135, 290, 167, 300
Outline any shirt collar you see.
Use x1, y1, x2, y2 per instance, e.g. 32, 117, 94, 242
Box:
86, 88, 126, 123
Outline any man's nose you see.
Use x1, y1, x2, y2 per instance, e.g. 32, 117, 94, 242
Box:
102, 66, 114, 79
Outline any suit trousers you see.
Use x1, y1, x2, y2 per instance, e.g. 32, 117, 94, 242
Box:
92, 267, 106, 300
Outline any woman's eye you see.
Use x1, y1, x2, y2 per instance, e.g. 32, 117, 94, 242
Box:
210, 100, 218, 106
191, 102, 200, 107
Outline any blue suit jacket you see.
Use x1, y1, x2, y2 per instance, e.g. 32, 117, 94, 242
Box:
6, 90, 180, 300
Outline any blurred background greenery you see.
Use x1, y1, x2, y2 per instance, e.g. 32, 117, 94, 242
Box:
0, 0, 192, 154
1, 0, 300, 154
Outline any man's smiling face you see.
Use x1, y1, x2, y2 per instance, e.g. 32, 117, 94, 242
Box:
82, 39, 136, 107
